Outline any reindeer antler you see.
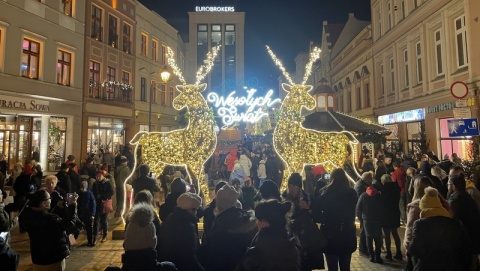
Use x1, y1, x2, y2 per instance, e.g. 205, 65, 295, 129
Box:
167, 47, 187, 85
195, 45, 221, 85
301, 47, 321, 85
266, 45, 295, 85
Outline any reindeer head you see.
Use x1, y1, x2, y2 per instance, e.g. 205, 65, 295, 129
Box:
282, 83, 315, 111
173, 83, 208, 110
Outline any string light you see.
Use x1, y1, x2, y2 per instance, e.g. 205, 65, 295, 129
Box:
127, 47, 220, 210
302, 47, 321, 85
267, 46, 360, 191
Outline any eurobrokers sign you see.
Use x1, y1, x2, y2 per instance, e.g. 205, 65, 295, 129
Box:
195, 6, 235, 12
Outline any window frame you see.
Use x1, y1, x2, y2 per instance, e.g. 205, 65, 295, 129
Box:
140, 77, 147, 102
108, 15, 118, 48
152, 39, 158, 62
415, 42, 423, 84
454, 15, 469, 69
434, 29, 444, 76
390, 58, 395, 93
141, 33, 147, 57
107, 66, 116, 82
403, 49, 409, 88
122, 23, 132, 54
22, 38, 41, 79
57, 50, 72, 86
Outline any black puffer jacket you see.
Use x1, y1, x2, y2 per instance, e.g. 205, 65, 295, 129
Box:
382, 182, 401, 228
235, 227, 300, 271
198, 207, 257, 271
122, 249, 176, 271
409, 216, 471, 271
21, 204, 77, 265
159, 207, 204, 271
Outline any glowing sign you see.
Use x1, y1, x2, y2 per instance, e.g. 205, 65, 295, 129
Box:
207, 88, 281, 126
195, 6, 235, 12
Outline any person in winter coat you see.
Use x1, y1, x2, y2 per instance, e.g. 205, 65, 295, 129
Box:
229, 163, 247, 186
132, 164, 160, 199
126, 190, 162, 258
314, 168, 357, 271
159, 178, 187, 222
0, 232, 19, 271
257, 160, 267, 187
238, 151, 252, 177
198, 184, 257, 271
250, 151, 261, 188
353, 172, 373, 256
67, 163, 81, 193
374, 160, 387, 184
380, 174, 402, 261
409, 187, 471, 271
21, 189, 77, 270
56, 163, 72, 193
235, 199, 300, 271
356, 184, 384, 264
160, 192, 204, 271
430, 166, 448, 198
391, 161, 407, 225
102, 148, 115, 172
114, 156, 132, 218
241, 177, 257, 210
197, 181, 226, 243
0, 189, 17, 232
403, 176, 448, 271
92, 170, 114, 243
254, 179, 281, 202
10, 164, 36, 232
225, 149, 238, 180
77, 181, 96, 246
122, 202, 176, 271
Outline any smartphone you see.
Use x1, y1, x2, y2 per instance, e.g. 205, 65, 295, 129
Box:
323, 173, 331, 180
66, 193, 74, 199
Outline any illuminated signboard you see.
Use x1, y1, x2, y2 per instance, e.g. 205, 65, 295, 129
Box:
378, 108, 425, 125
195, 6, 235, 12
207, 88, 281, 126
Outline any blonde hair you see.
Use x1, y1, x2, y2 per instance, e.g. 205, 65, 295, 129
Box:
44, 175, 58, 185
412, 176, 434, 201
381, 174, 393, 184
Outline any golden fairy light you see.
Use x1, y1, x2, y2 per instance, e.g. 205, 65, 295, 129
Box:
267, 45, 360, 191
127, 46, 220, 208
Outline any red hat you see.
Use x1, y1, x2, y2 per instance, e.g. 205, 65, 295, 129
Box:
24, 164, 34, 175
100, 164, 108, 171
96, 170, 105, 176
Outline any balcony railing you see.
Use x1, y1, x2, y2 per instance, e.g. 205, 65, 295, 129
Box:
89, 81, 133, 103
91, 23, 103, 41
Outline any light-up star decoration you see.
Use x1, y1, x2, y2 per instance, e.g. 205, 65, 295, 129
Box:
128, 46, 220, 205
266, 45, 360, 191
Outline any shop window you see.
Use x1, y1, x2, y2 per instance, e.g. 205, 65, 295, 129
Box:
87, 117, 124, 156
407, 121, 423, 154
48, 117, 66, 171
439, 118, 473, 161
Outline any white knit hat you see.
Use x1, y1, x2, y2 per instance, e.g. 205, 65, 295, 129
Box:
177, 192, 202, 210
124, 203, 157, 251
216, 184, 240, 211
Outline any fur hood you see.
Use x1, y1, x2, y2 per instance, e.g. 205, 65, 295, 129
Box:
128, 203, 155, 227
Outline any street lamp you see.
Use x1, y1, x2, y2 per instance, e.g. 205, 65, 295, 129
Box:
149, 66, 171, 131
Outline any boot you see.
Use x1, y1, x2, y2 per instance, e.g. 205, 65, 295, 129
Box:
375, 255, 384, 264
385, 251, 393, 261
394, 251, 403, 260
370, 255, 376, 263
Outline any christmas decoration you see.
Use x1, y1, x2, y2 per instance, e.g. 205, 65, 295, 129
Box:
128, 46, 220, 205
267, 45, 360, 190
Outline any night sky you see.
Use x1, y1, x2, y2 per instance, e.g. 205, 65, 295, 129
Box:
138, 0, 371, 93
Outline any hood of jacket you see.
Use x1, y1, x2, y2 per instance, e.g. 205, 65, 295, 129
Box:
366, 186, 380, 196
128, 203, 155, 227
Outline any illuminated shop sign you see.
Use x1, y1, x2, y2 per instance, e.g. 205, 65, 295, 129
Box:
206, 88, 281, 126
0, 96, 49, 112
195, 6, 235, 12
378, 108, 425, 125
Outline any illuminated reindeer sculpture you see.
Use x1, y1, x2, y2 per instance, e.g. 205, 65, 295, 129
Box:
129, 46, 220, 203
267, 46, 360, 191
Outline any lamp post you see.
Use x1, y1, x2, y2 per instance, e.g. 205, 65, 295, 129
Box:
148, 66, 171, 131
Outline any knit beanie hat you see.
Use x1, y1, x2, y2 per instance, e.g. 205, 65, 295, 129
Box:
216, 184, 240, 211
259, 180, 281, 200
177, 192, 202, 210
419, 187, 450, 218
124, 203, 157, 251
288, 173, 302, 188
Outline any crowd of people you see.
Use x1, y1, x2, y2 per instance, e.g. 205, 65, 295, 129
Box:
0, 141, 479, 271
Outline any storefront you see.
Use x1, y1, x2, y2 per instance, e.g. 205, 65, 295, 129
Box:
0, 94, 82, 172
86, 117, 125, 156
378, 108, 426, 154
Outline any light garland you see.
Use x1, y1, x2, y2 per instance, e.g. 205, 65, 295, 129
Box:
126, 47, 220, 214
267, 46, 360, 191
266, 45, 295, 85
302, 47, 321, 85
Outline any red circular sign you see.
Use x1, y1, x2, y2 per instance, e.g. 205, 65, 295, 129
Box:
450, 81, 469, 99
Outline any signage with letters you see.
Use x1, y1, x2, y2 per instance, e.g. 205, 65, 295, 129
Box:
448, 118, 479, 137
207, 88, 281, 126
195, 6, 235, 12
0, 96, 49, 112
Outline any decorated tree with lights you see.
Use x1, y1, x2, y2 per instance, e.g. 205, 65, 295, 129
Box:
253, 106, 272, 135
128, 46, 220, 206
267, 45, 360, 191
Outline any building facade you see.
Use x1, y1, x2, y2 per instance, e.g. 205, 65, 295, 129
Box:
372, 0, 479, 159
186, 9, 245, 96
83, 0, 137, 160
0, 0, 85, 171
134, 4, 185, 133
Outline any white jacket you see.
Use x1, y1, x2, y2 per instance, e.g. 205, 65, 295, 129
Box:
257, 160, 267, 179
238, 154, 252, 176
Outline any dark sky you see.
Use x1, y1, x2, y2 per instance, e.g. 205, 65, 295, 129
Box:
138, 0, 371, 92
